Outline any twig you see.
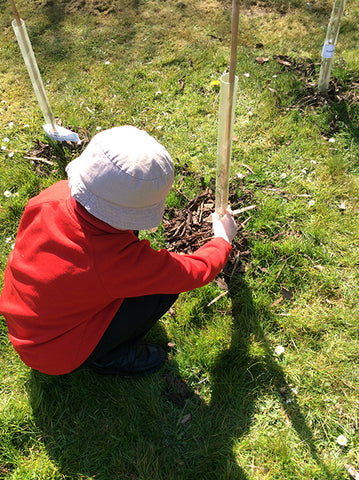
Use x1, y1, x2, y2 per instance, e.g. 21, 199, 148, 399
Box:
232, 205, 257, 216
275, 258, 288, 281
240, 216, 252, 229
241, 163, 254, 174
207, 290, 228, 306
24, 156, 55, 165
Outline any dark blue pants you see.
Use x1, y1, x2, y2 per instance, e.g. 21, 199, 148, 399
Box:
79, 293, 178, 368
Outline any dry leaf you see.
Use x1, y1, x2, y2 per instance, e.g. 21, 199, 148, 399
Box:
180, 414, 192, 424
255, 56, 270, 64
281, 287, 293, 300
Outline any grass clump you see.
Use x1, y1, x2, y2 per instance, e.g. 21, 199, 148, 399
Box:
1, 0, 359, 479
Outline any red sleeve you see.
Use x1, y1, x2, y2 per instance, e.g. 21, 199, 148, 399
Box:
98, 237, 232, 298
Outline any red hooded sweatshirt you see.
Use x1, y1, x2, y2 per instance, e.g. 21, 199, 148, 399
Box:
0, 181, 231, 374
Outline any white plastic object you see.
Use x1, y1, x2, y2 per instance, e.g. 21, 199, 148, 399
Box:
43, 124, 80, 144
318, 0, 347, 94
215, 72, 239, 216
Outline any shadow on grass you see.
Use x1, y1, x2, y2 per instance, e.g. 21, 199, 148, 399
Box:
27, 279, 330, 479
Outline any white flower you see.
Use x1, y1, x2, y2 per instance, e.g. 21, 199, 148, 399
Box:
1, 146, 6, 150
11, 243, 15, 250
3, 190, 12, 198
301, 168, 307, 174
8, 122, 14, 128
3, 137, 10, 142
248, 110, 253, 116
272, 74, 278, 78
96, 126, 102, 131
328, 137, 335, 143
104, 61, 111, 65
310, 160, 317, 165
275, 345, 285, 355
291, 387, 298, 395
5, 236, 12, 243
13, 192, 19, 197
155, 90, 162, 96
244, 72, 250, 78
8, 152, 14, 158
286, 398, 293, 404
24, 124, 30, 128
308, 199, 315, 207
280, 173, 287, 179
337, 435, 348, 446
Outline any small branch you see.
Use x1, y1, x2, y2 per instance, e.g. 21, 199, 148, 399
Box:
232, 205, 257, 216
207, 290, 228, 306
24, 156, 55, 165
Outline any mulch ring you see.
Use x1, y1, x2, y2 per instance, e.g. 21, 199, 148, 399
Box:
270, 54, 359, 109
163, 177, 257, 283
25, 125, 91, 176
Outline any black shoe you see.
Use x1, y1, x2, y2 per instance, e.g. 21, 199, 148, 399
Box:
89, 342, 166, 377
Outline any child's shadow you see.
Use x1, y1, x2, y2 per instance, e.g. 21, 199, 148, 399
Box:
27, 280, 328, 479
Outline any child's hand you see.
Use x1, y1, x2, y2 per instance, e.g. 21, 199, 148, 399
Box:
211, 208, 237, 243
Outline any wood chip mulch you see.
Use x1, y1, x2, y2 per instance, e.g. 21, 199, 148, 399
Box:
163, 177, 255, 282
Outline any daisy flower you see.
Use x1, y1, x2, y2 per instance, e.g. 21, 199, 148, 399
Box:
275, 345, 285, 355
337, 435, 348, 446
3, 190, 12, 198
308, 199, 315, 207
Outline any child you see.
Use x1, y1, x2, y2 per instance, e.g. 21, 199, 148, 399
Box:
0, 126, 237, 376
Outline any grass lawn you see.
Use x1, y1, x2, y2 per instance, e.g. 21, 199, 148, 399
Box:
1, 0, 359, 478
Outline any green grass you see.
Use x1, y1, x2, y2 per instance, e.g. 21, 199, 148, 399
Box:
1, 0, 359, 478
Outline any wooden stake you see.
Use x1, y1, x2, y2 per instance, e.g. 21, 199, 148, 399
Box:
9, 0, 21, 26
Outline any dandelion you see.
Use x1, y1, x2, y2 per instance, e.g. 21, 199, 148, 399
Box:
280, 173, 287, 179
275, 345, 285, 355
244, 72, 250, 78
337, 435, 348, 446
210, 80, 220, 87
308, 199, 315, 207
3, 190, 12, 198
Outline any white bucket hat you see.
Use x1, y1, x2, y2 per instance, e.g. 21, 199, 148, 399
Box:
66, 126, 174, 230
